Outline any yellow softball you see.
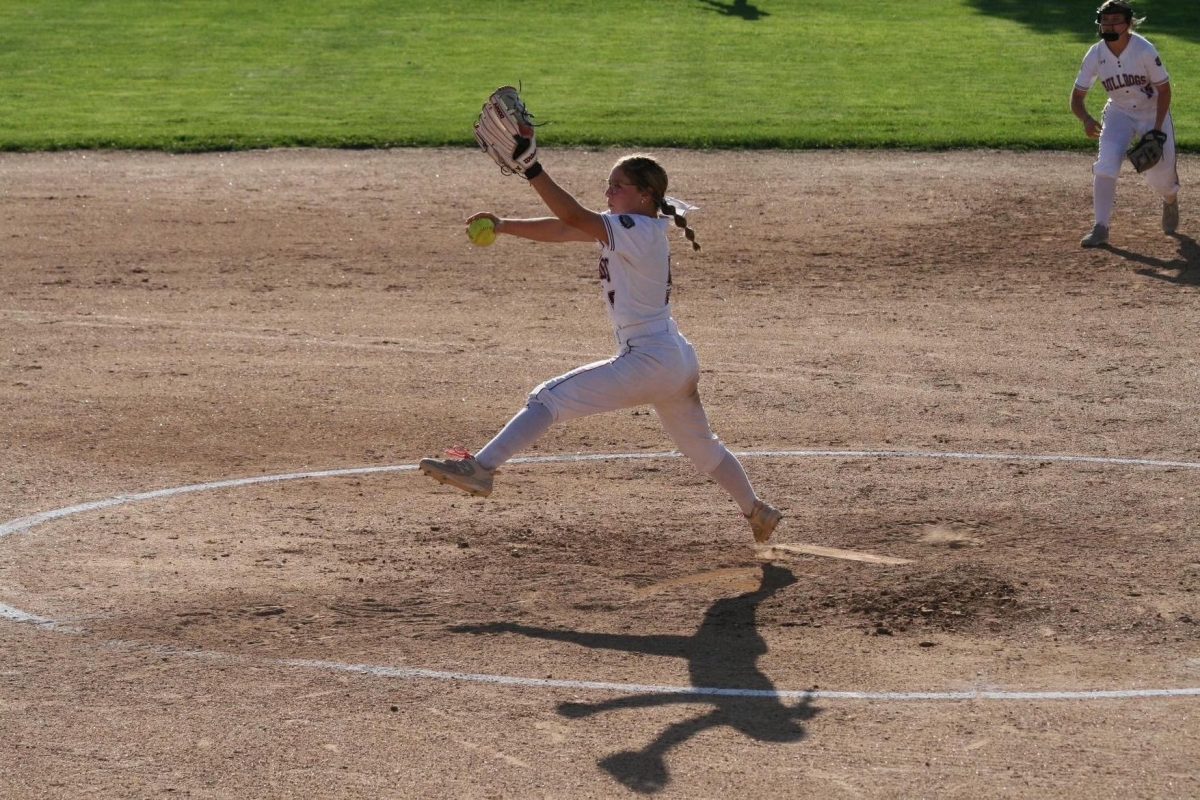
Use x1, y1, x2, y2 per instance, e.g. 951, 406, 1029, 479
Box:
467, 217, 496, 247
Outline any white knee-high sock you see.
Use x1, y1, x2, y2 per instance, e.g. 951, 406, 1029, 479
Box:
474, 401, 554, 472
708, 451, 758, 515
1094, 175, 1117, 227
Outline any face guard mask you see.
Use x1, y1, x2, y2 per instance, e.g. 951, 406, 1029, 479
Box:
1096, 8, 1131, 42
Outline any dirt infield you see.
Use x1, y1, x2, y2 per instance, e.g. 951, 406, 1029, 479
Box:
2, 148, 1198, 798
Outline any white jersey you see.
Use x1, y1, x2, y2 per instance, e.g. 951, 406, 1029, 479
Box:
597, 212, 673, 334
1075, 33, 1170, 117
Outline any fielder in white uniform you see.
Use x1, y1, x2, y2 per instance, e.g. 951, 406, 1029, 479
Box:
1071, 1, 1180, 247
420, 153, 783, 544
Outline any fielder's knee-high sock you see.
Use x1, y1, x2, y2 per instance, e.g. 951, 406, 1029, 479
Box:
474, 401, 554, 472
707, 451, 758, 515
1094, 175, 1117, 227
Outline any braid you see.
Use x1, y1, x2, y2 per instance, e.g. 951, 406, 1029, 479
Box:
659, 198, 701, 252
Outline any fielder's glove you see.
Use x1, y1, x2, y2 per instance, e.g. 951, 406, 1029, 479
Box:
474, 86, 542, 179
1127, 130, 1167, 173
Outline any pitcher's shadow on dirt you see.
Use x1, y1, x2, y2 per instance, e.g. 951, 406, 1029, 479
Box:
451, 563, 818, 794
1111, 233, 1200, 287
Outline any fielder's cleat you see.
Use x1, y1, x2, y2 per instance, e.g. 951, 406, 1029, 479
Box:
747, 500, 782, 544
1080, 224, 1109, 248
419, 447, 494, 498
1163, 199, 1179, 234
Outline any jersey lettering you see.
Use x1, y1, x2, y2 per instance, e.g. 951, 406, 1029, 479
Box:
600, 256, 614, 307
1102, 73, 1149, 92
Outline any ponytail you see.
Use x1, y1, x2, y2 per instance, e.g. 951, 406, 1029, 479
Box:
659, 198, 700, 252
614, 154, 701, 252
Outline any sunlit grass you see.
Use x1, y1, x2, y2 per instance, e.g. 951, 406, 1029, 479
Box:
0, 0, 1193, 151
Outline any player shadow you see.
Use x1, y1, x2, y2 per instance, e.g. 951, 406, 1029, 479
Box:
968, 0, 1200, 43
695, 0, 770, 21
1110, 233, 1200, 287
451, 563, 818, 794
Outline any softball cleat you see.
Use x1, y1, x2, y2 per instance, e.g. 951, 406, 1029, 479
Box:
1080, 224, 1109, 248
747, 500, 782, 544
419, 447, 494, 498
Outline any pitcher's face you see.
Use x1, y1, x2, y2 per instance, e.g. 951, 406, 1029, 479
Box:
605, 168, 654, 215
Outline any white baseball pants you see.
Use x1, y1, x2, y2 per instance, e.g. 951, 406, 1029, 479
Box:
1095, 106, 1180, 197
530, 322, 727, 474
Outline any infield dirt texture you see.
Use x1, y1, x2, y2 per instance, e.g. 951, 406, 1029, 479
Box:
1, 148, 1197, 798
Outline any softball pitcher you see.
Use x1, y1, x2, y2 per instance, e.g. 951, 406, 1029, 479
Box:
1071, 1, 1179, 247
419, 153, 783, 544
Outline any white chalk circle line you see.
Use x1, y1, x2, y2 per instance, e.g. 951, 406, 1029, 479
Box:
2, 448, 1199, 702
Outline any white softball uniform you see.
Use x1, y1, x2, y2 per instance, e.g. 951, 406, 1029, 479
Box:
529, 211, 727, 473
1075, 32, 1179, 195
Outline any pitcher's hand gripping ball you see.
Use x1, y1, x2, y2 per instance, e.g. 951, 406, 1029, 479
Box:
1127, 130, 1166, 173
474, 86, 540, 177
467, 217, 496, 247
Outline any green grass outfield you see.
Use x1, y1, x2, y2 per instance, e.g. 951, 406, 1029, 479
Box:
0, 0, 1195, 152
